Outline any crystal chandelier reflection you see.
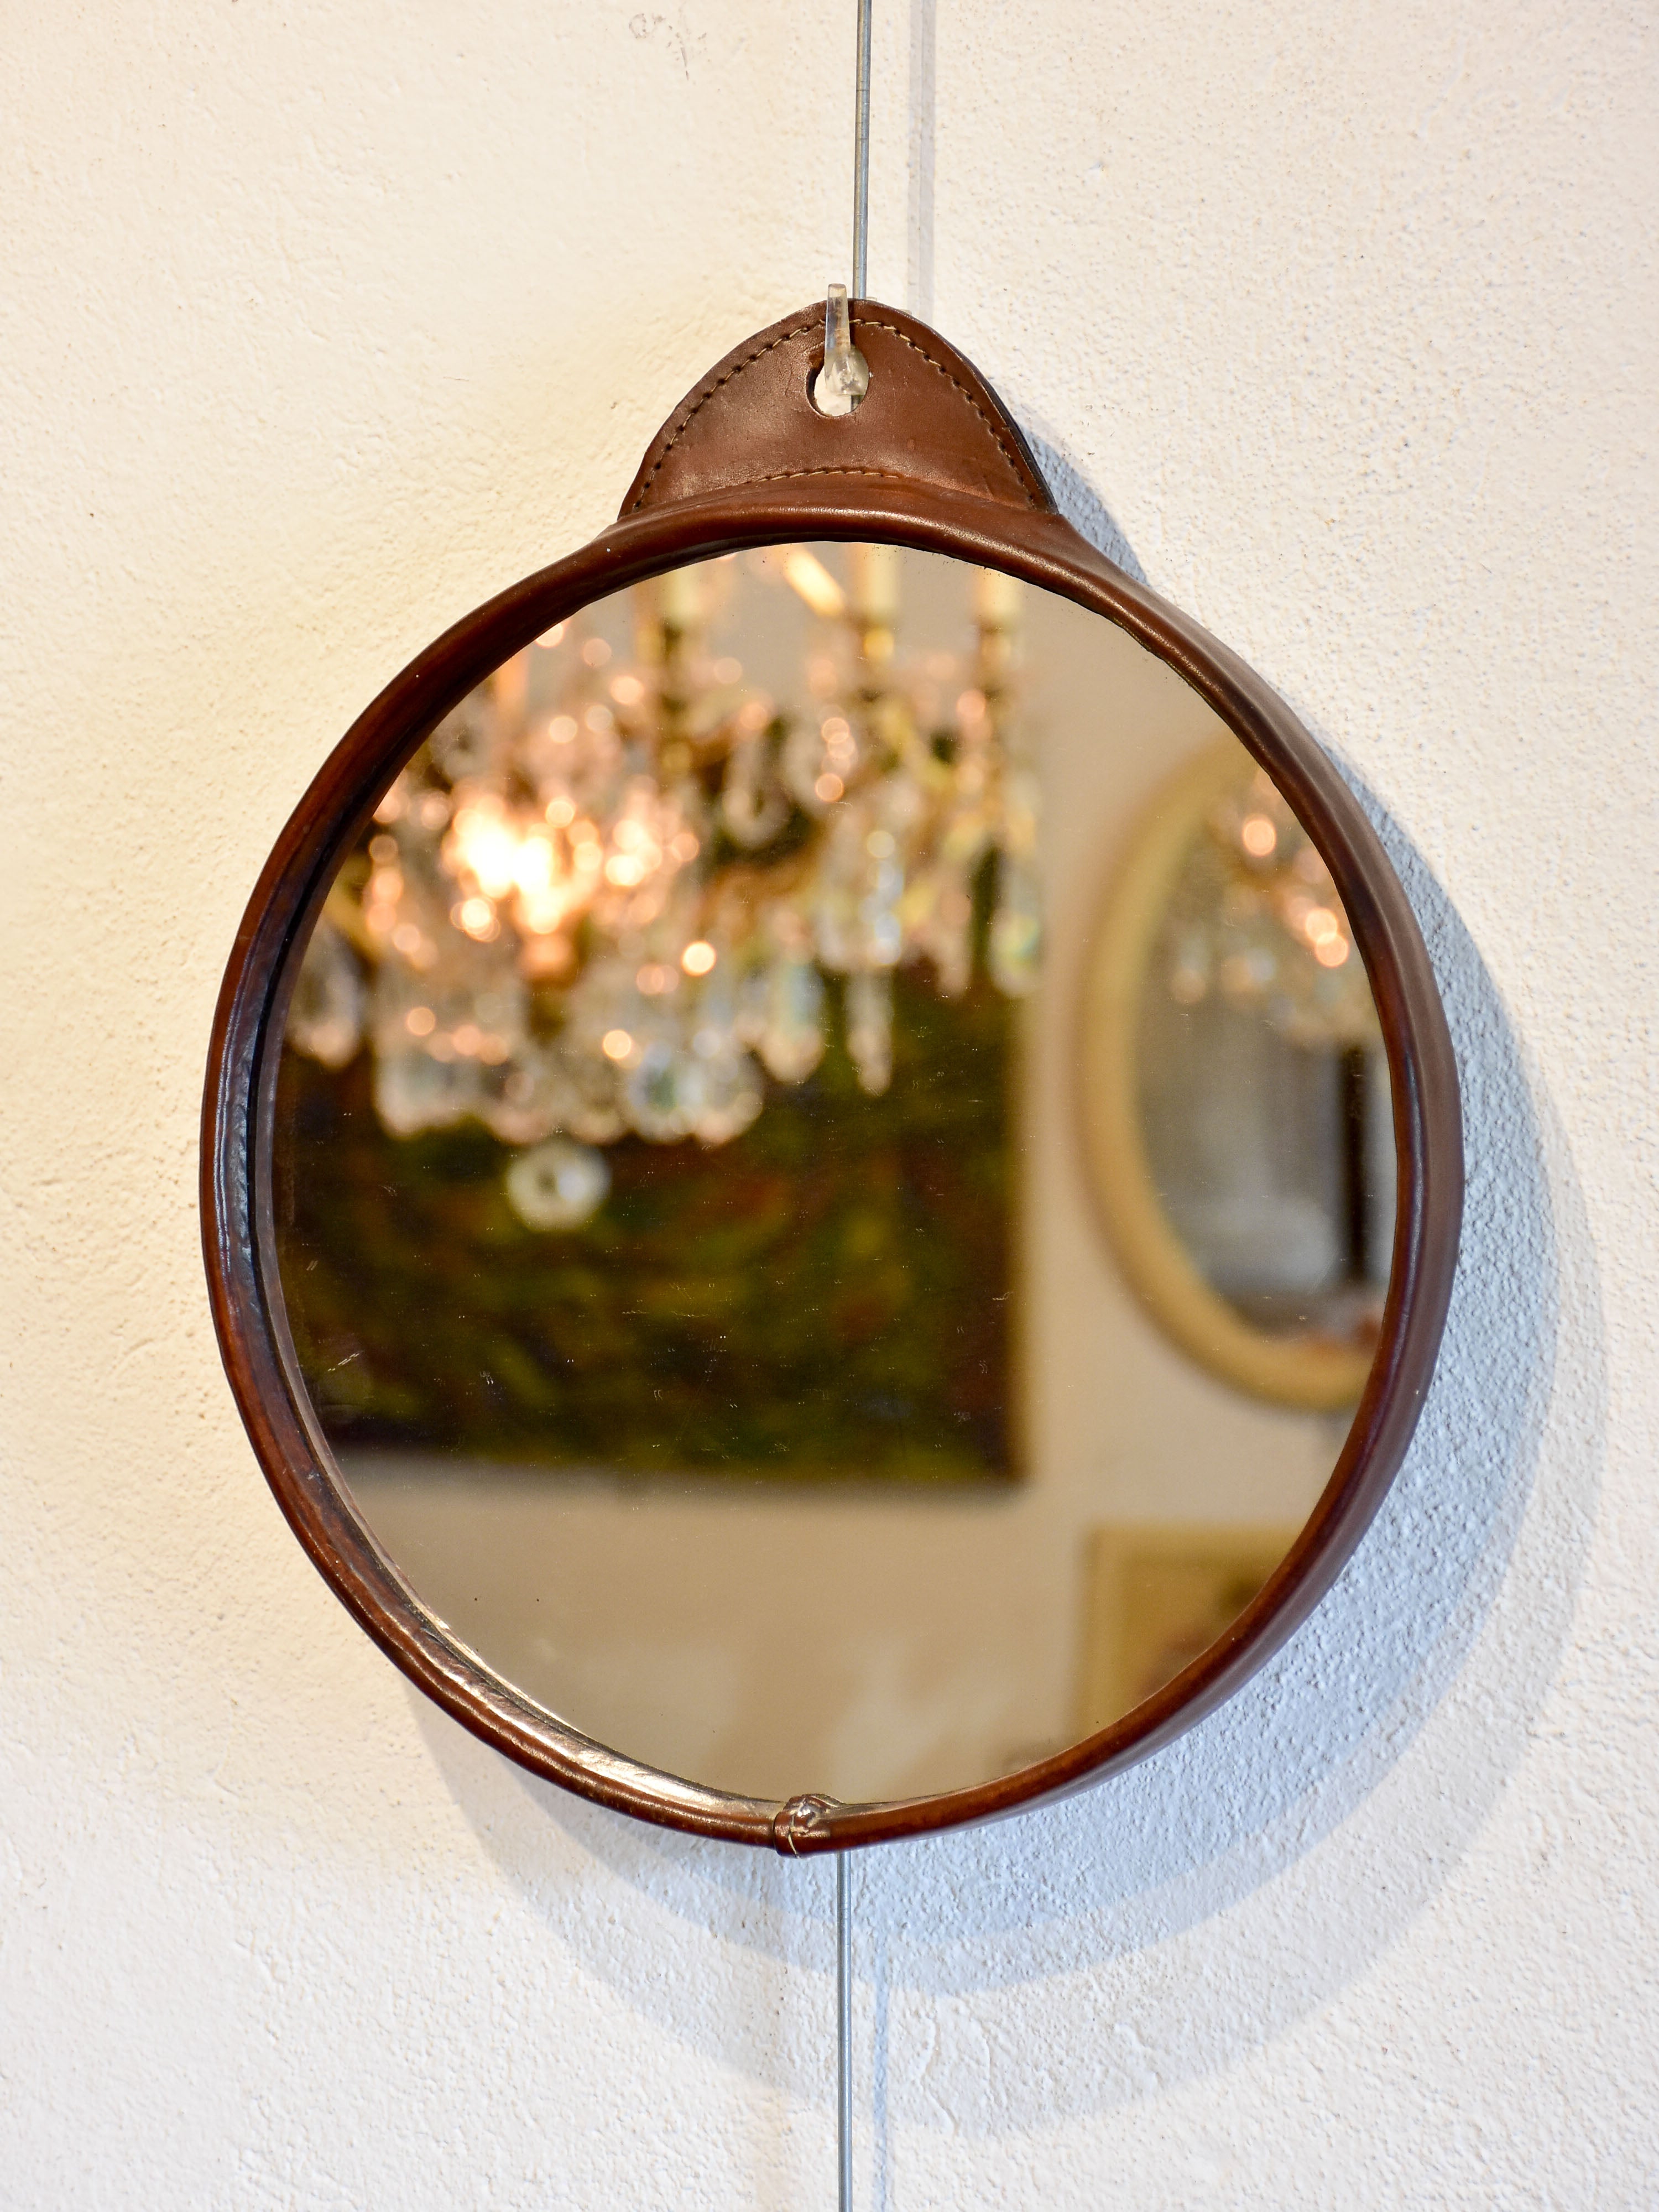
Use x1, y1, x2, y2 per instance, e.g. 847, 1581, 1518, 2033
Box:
288, 546, 1040, 1221
1164, 764, 1378, 1048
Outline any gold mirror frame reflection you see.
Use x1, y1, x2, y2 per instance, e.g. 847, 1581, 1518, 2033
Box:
1080, 739, 1381, 1413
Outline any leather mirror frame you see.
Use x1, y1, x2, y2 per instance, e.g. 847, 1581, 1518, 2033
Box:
202, 301, 1463, 1854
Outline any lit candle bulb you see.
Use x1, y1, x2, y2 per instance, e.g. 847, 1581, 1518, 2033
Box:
973, 566, 1022, 629
848, 542, 900, 627
659, 563, 703, 631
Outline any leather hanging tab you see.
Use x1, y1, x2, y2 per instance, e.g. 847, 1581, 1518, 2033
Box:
619, 299, 1057, 520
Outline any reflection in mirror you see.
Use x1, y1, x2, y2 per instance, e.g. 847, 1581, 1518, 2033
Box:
1081, 742, 1397, 1412
273, 544, 1392, 1805
1146, 761, 1394, 1333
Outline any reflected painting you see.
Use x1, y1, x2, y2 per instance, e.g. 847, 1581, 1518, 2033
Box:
279, 546, 1027, 1481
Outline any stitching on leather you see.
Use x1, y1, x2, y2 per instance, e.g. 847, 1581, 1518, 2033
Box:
855, 318, 1040, 507
627, 314, 1040, 513
628, 314, 819, 512
739, 465, 910, 487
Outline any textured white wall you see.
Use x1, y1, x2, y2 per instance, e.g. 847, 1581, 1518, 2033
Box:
2, 2, 1653, 2204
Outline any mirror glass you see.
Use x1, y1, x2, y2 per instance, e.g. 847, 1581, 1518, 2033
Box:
273, 543, 1392, 1804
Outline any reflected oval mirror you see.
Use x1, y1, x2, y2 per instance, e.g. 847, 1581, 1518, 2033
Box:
260, 540, 1411, 1813
1081, 740, 1396, 1411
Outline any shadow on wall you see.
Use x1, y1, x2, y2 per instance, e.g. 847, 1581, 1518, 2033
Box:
409, 533, 1603, 2158
1024, 431, 1151, 587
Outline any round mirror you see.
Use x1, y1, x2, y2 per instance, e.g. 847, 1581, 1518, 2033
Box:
264, 540, 1403, 1809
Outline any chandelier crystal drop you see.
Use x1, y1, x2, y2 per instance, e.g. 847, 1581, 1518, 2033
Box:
286, 545, 1042, 1220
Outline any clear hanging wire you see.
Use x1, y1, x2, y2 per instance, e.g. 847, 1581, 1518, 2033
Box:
815, 0, 874, 416
838, 12, 873, 2190
838, 1851, 854, 2212
853, 0, 872, 296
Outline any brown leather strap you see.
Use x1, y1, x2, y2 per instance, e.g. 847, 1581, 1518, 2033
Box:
619, 299, 1057, 520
